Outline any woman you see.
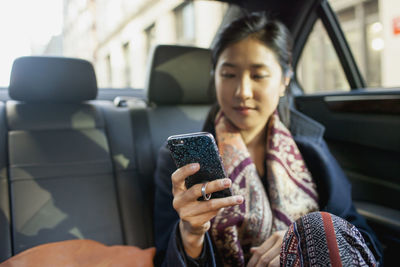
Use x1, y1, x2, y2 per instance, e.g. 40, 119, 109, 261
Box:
154, 13, 382, 266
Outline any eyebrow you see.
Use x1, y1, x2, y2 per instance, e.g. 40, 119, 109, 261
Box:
220, 62, 268, 69
251, 63, 268, 69
221, 62, 236, 68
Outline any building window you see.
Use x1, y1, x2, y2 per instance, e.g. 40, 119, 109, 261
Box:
336, 0, 382, 87
145, 23, 156, 56
106, 54, 112, 86
174, 2, 195, 44
123, 42, 131, 87
297, 0, 383, 93
297, 19, 350, 93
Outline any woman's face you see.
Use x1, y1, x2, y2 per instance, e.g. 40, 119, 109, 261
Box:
215, 37, 287, 132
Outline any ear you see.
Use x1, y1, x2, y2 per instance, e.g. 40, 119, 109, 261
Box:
279, 76, 291, 97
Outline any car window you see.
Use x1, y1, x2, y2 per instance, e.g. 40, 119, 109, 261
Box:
0, 0, 228, 89
335, 0, 382, 88
0, 0, 63, 87
297, 0, 399, 93
297, 19, 350, 93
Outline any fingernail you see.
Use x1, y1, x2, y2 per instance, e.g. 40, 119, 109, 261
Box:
190, 163, 199, 170
235, 195, 244, 203
223, 178, 230, 186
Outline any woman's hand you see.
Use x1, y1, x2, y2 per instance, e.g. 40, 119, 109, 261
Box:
172, 163, 244, 258
247, 230, 286, 267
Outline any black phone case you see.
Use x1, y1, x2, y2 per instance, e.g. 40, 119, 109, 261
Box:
167, 132, 232, 199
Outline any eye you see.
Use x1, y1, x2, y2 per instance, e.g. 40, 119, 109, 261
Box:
252, 74, 269, 80
221, 72, 235, 78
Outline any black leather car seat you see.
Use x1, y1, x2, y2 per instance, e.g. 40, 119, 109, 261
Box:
130, 45, 215, 178
0, 101, 11, 261
0, 45, 215, 261
3, 56, 150, 258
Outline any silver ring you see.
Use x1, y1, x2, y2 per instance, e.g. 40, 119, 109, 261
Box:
201, 182, 211, 201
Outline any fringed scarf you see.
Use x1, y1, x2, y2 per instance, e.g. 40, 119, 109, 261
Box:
210, 111, 319, 266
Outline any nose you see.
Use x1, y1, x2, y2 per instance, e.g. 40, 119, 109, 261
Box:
235, 74, 253, 99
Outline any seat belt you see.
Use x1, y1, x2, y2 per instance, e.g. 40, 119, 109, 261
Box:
129, 107, 156, 178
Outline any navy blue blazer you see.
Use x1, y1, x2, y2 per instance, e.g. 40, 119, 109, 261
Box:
153, 109, 383, 266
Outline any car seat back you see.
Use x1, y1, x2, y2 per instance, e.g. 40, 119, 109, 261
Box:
0, 101, 11, 261
5, 57, 124, 254
132, 45, 215, 177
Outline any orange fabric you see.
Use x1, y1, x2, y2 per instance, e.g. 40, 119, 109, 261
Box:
321, 212, 343, 267
0, 240, 155, 267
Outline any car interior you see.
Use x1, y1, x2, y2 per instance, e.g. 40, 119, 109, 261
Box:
0, 0, 399, 265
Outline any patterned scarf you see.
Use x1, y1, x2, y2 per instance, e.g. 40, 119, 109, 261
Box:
210, 111, 319, 266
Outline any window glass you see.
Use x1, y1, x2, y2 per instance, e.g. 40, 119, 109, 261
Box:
0, 0, 228, 89
334, 0, 382, 88
105, 54, 112, 85
298, 0, 400, 93
145, 23, 156, 58
297, 19, 350, 93
174, 2, 195, 44
0, 0, 63, 87
122, 42, 131, 87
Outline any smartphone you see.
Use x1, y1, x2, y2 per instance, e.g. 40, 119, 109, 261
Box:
167, 132, 232, 199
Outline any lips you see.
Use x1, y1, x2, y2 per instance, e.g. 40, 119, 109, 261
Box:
233, 106, 256, 115
234, 105, 256, 110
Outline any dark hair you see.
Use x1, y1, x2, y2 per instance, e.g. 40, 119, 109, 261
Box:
211, 12, 293, 78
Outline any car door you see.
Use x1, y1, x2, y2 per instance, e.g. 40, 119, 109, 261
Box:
289, 0, 400, 264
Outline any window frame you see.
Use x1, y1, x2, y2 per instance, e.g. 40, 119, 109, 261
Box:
291, 0, 366, 92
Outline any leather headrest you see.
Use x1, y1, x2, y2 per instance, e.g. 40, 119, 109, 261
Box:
9, 56, 98, 102
146, 45, 215, 105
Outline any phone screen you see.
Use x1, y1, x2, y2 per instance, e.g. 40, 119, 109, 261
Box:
167, 132, 232, 199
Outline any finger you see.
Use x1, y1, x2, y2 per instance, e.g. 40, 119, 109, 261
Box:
248, 234, 279, 267
255, 241, 281, 267
180, 195, 243, 217
184, 178, 232, 201
252, 232, 278, 256
180, 211, 216, 231
260, 234, 278, 252
179, 196, 243, 232
171, 163, 200, 192
247, 250, 260, 267
267, 255, 280, 267
172, 177, 232, 213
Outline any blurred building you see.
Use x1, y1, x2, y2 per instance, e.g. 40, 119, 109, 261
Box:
43, 35, 64, 56
63, 0, 227, 88
297, 0, 400, 92
62, 0, 399, 91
